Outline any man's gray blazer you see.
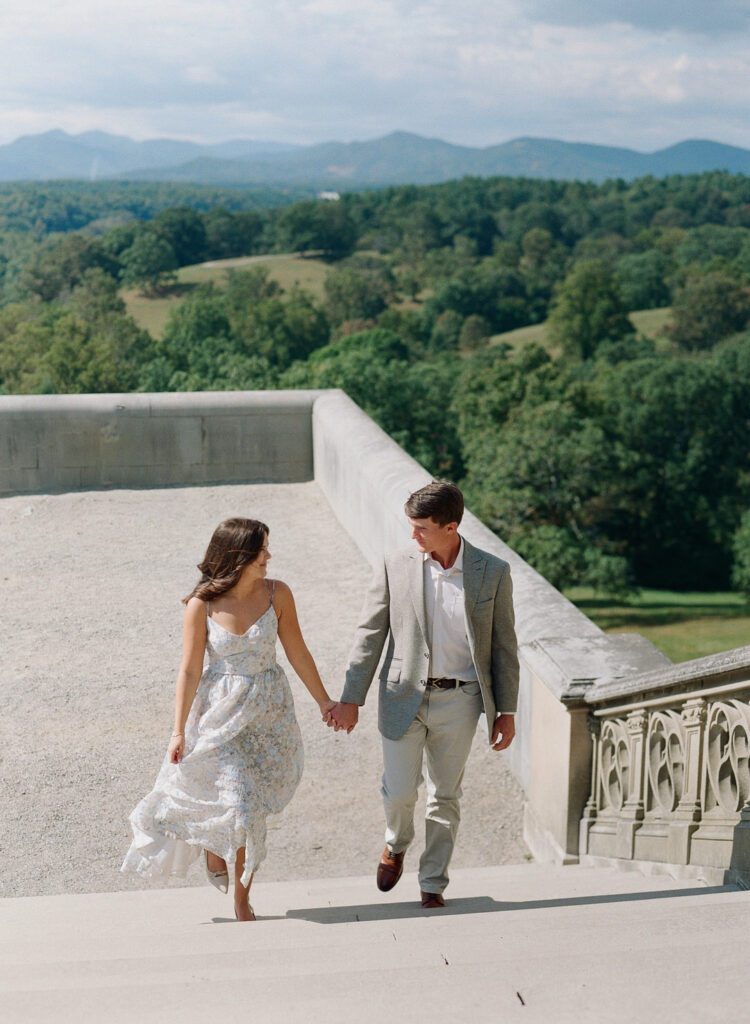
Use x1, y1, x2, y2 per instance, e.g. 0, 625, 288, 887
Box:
341, 537, 520, 741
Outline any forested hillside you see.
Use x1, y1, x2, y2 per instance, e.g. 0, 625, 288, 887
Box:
2, 172, 750, 596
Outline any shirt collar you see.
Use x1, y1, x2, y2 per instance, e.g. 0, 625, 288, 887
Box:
424, 536, 464, 574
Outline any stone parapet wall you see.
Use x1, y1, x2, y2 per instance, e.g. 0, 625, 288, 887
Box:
0, 390, 323, 494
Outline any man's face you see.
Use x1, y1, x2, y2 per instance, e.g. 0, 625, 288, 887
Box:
408, 516, 457, 554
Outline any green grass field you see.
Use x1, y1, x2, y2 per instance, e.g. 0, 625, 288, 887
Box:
490, 306, 673, 354
123, 253, 331, 338
565, 586, 750, 663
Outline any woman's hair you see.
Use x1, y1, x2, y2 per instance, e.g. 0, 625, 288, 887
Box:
182, 517, 269, 604
404, 480, 464, 526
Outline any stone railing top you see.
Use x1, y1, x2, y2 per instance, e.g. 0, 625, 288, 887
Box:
585, 643, 750, 707
0, 389, 325, 416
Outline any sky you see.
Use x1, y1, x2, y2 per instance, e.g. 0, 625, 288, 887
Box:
1, 0, 749, 150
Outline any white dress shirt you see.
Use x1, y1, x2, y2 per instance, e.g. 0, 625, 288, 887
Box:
423, 539, 513, 716
423, 538, 478, 683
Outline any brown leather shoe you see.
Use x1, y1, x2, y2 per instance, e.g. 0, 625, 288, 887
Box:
376, 847, 405, 891
420, 891, 446, 909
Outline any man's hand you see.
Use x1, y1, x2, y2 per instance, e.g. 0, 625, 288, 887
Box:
328, 702, 359, 734
491, 713, 515, 751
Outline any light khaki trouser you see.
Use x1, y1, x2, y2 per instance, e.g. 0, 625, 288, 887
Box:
381, 681, 483, 894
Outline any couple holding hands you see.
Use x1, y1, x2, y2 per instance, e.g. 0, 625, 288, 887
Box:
122, 481, 519, 921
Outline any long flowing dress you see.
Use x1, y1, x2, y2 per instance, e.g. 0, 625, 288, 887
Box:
121, 594, 303, 887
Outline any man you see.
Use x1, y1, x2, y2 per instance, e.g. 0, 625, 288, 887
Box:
329, 480, 519, 908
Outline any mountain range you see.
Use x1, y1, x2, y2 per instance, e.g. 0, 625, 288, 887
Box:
1, 129, 749, 187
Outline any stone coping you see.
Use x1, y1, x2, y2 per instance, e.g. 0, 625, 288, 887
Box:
0, 389, 325, 415
586, 643, 750, 705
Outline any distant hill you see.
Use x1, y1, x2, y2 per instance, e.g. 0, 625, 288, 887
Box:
0, 130, 300, 182
2, 129, 750, 186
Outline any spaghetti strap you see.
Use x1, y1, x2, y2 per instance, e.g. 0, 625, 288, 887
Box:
268, 579, 276, 607
206, 600, 211, 619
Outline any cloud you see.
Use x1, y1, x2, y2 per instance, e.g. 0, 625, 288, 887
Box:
523, 0, 750, 35
0, 0, 748, 149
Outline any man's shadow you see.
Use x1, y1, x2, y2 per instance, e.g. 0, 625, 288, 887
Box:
284, 885, 737, 924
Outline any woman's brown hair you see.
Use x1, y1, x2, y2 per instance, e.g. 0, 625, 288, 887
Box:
182, 517, 269, 604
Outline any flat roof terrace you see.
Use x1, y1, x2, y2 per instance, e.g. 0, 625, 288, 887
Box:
1, 480, 526, 898
2, 388, 675, 882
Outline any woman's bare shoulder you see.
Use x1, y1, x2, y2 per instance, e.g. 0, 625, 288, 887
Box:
184, 596, 208, 621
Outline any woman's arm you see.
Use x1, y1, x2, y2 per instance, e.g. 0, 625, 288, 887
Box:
275, 582, 334, 715
168, 597, 207, 762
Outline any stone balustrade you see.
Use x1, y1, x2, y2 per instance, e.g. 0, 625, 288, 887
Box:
581, 646, 750, 885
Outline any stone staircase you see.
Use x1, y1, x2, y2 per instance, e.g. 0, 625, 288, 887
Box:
2, 864, 746, 1023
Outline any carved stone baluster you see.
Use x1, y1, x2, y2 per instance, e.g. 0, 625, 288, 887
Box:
616, 708, 647, 859
579, 716, 601, 855
668, 698, 706, 864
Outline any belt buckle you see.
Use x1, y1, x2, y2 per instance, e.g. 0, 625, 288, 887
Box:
430, 677, 456, 689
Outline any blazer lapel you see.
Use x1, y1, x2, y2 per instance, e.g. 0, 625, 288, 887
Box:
408, 551, 429, 645
462, 539, 487, 644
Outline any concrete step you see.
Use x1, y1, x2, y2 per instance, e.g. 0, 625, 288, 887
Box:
2, 865, 746, 1024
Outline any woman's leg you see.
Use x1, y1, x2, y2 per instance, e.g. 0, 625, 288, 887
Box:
234, 846, 256, 921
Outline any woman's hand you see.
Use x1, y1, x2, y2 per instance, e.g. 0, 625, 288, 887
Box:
319, 698, 337, 726
168, 732, 185, 763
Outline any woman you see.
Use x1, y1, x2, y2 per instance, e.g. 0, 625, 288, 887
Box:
121, 517, 335, 921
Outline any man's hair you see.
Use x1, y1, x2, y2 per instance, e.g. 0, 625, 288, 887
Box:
404, 480, 464, 526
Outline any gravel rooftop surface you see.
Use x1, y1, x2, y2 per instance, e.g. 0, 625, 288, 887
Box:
1, 482, 527, 897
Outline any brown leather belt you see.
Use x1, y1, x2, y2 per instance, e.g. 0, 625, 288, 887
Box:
427, 677, 472, 690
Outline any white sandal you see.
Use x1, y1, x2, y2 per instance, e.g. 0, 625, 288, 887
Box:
204, 849, 229, 894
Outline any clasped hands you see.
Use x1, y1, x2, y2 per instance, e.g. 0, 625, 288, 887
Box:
319, 700, 358, 734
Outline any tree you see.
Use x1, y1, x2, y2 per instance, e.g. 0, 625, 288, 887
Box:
615, 250, 671, 310
153, 206, 207, 266
428, 264, 526, 333
670, 270, 750, 350
160, 284, 234, 376
460, 397, 634, 593
275, 200, 356, 258
120, 231, 178, 294
204, 208, 264, 260
458, 314, 491, 351
324, 264, 393, 325
429, 310, 463, 352
586, 353, 750, 588
20, 234, 119, 302
242, 289, 329, 368
732, 511, 750, 596
548, 259, 632, 359
0, 282, 154, 395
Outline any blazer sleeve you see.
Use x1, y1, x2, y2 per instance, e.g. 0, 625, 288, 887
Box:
340, 559, 390, 705
491, 564, 520, 714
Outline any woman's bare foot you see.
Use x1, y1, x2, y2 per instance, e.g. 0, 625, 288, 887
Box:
233, 845, 256, 921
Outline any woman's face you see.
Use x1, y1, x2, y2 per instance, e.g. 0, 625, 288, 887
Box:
243, 535, 271, 580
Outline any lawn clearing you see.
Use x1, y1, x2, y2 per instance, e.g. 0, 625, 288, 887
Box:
122, 253, 330, 338
565, 586, 750, 664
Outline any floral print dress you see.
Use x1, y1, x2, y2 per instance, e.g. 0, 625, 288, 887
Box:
121, 588, 303, 887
